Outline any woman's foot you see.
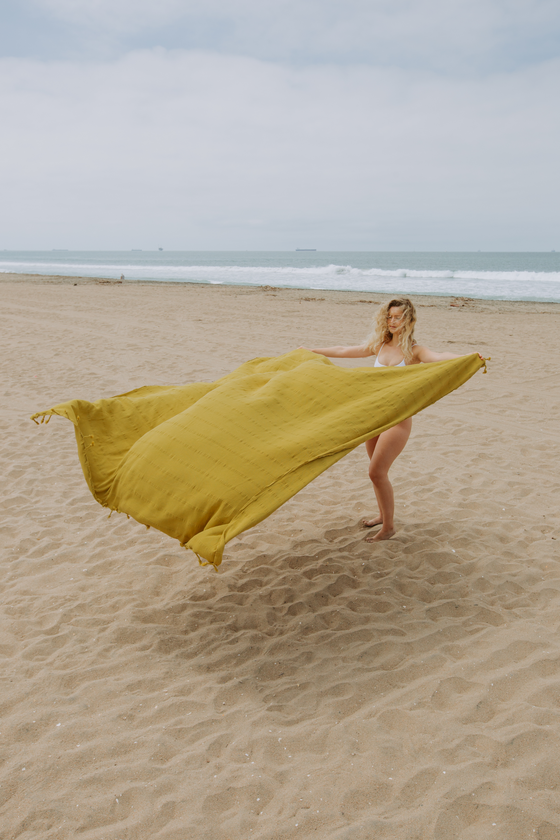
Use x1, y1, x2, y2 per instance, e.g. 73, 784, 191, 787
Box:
362, 515, 383, 528
365, 527, 395, 543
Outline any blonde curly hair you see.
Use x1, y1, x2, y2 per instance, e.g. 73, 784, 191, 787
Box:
366, 297, 417, 362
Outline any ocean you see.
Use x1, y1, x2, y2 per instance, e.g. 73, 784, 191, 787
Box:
2, 251, 560, 302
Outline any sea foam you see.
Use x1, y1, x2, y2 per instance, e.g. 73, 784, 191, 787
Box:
2, 255, 560, 301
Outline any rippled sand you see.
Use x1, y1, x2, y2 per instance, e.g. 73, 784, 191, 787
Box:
1, 277, 560, 839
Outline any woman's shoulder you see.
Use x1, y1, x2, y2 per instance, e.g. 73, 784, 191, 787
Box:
409, 342, 423, 360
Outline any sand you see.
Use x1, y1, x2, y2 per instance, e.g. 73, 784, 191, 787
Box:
1, 275, 560, 840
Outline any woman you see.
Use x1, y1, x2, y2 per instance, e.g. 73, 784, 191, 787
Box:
304, 297, 477, 543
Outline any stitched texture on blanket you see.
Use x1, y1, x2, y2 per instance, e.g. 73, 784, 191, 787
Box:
31, 349, 483, 567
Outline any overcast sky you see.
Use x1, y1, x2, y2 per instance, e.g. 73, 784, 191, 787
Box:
1, 0, 559, 250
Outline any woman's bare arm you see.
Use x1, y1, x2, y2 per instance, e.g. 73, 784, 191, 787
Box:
413, 345, 482, 363
413, 345, 459, 363
301, 343, 373, 358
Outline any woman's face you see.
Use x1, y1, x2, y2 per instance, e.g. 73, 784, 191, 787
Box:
387, 306, 406, 334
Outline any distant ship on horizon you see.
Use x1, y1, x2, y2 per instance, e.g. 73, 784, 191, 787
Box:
295, 248, 316, 251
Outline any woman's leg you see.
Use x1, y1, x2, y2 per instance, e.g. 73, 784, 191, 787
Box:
362, 436, 382, 527
364, 418, 412, 542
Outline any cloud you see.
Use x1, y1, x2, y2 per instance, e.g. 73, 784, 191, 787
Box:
0, 48, 558, 249
34, 0, 184, 32
12, 0, 560, 73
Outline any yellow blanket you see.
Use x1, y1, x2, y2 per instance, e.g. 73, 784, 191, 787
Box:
31, 350, 484, 567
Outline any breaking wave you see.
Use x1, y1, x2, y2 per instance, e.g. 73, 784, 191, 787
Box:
2, 255, 560, 301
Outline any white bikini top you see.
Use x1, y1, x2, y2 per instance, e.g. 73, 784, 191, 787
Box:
374, 343, 406, 368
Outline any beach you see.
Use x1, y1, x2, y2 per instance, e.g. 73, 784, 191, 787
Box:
2, 275, 560, 839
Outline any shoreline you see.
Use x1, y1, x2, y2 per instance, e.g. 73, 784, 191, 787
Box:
2, 272, 560, 314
